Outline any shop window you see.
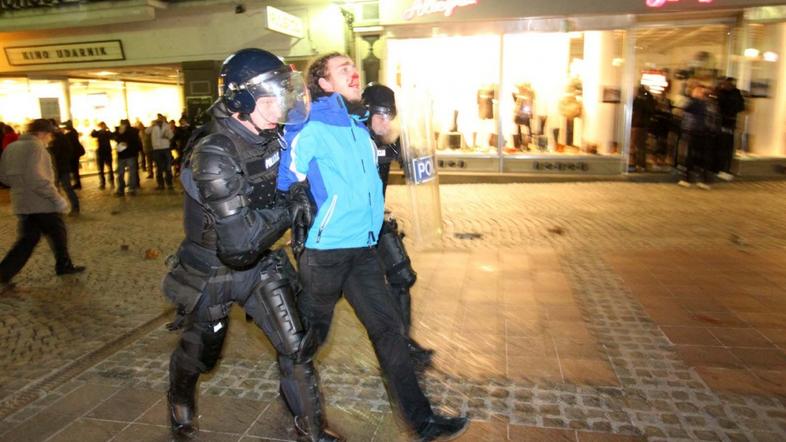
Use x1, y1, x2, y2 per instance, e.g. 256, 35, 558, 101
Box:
735, 22, 786, 157
386, 35, 502, 157
501, 31, 625, 157
633, 23, 733, 169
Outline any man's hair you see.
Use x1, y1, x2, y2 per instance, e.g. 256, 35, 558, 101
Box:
307, 52, 345, 99
26, 118, 55, 135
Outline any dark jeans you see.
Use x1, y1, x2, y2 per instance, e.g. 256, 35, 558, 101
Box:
116, 157, 139, 194
152, 149, 173, 188
631, 126, 649, 169
685, 133, 714, 184
70, 157, 82, 188
0, 213, 72, 282
57, 172, 79, 213
97, 150, 114, 187
297, 247, 432, 429
717, 128, 735, 173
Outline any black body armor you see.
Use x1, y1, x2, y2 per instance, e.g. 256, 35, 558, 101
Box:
163, 103, 339, 442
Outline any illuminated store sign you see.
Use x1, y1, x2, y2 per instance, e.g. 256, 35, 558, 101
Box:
4, 40, 124, 66
646, 0, 713, 8
403, 0, 478, 20
0, 0, 98, 12
265, 6, 304, 39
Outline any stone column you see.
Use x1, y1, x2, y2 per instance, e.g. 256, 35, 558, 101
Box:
181, 60, 222, 125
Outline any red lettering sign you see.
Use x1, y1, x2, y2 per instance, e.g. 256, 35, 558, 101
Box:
403, 0, 479, 20
646, 0, 713, 8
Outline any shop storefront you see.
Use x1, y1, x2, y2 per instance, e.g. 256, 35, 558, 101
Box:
1, 0, 348, 173
0, 76, 182, 171
366, 0, 786, 176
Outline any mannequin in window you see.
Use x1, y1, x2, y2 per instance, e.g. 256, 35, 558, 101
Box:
558, 83, 583, 149
476, 84, 497, 148
513, 83, 535, 150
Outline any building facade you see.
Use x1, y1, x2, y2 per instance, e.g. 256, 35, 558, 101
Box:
0, 0, 348, 171
352, 0, 786, 176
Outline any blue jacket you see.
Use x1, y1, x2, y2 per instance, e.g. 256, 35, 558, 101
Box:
277, 93, 384, 250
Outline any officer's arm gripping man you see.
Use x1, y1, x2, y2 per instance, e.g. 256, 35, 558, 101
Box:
190, 134, 289, 268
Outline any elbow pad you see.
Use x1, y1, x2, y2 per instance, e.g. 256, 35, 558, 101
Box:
215, 208, 290, 268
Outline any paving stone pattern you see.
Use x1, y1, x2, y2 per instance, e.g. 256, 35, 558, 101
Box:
1, 179, 785, 441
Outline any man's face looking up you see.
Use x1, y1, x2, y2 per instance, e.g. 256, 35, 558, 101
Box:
318, 56, 361, 102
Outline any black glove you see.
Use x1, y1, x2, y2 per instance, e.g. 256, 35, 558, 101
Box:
284, 181, 316, 258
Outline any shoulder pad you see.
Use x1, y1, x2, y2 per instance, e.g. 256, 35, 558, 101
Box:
190, 137, 241, 184
193, 133, 237, 155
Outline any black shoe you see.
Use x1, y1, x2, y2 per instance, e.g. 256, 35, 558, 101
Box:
296, 428, 343, 442
99, 184, 105, 190
169, 393, 198, 440
294, 416, 344, 442
416, 414, 469, 442
56, 265, 85, 276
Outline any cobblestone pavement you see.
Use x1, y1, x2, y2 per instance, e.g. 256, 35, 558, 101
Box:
0, 178, 785, 441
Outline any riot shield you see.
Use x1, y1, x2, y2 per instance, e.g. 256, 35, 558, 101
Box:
397, 85, 443, 249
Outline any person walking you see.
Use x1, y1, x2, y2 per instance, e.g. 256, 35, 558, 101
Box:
163, 48, 341, 441
48, 121, 79, 215
146, 113, 174, 190
0, 119, 85, 293
679, 84, 715, 190
112, 119, 142, 197
362, 83, 435, 370
90, 122, 114, 190
278, 52, 469, 441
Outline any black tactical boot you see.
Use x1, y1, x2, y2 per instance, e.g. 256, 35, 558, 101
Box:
294, 416, 345, 442
168, 369, 200, 439
416, 414, 469, 442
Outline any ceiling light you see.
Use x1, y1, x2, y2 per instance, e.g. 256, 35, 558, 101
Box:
763, 51, 779, 62
744, 48, 760, 58
94, 71, 117, 76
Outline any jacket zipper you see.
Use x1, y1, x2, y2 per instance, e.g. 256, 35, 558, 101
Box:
316, 194, 338, 244
362, 137, 375, 246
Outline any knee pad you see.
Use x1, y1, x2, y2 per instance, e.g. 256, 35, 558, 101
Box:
252, 272, 305, 357
172, 321, 227, 374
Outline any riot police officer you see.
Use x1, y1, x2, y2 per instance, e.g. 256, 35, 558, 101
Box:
163, 48, 341, 442
362, 83, 435, 369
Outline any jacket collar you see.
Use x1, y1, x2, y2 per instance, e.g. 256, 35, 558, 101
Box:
311, 93, 369, 127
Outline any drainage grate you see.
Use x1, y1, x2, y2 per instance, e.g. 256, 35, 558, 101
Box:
454, 232, 483, 240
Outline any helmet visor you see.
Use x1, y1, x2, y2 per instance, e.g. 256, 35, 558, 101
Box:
368, 104, 396, 120
244, 66, 310, 125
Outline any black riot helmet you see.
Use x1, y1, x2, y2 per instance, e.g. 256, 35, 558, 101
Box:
219, 48, 310, 125
362, 83, 397, 119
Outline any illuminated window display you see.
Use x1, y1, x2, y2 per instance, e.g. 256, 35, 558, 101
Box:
387, 35, 502, 156
0, 77, 182, 173
736, 22, 786, 157
384, 29, 626, 172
